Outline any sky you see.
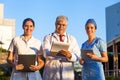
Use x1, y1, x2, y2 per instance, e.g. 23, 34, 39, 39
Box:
0, 0, 119, 47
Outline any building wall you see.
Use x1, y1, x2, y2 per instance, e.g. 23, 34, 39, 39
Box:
0, 4, 15, 50
0, 4, 4, 20
106, 2, 120, 42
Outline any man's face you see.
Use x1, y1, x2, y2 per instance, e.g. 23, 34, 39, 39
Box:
55, 20, 67, 35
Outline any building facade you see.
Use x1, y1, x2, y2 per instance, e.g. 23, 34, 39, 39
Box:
106, 2, 120, 77
106, 2, 120, 43
0, 4, 15, 50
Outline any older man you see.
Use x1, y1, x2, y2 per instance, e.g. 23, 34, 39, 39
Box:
42, 15, 80, 80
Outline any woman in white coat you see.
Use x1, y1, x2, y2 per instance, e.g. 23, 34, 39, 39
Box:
7, 18, 44, 80
42, 15, 80, 80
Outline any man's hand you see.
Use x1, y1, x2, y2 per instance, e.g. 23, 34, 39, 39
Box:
59, 49, 72, 59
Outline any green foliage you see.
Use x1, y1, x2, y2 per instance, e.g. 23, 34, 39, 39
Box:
106, 76, 120, 80
0, 47, 8, 53
0, 64, 12, 76
0, 75, 10, 80
0, 65, 11, 80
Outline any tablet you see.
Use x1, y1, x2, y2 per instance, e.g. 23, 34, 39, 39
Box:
18, 54, 36, 72
81, 49, 94, 59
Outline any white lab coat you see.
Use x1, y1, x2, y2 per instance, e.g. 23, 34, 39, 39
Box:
42, 32, 80, 80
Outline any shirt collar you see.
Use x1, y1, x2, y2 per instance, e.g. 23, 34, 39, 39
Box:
54, 32, 67, 36
20, 34, 34, 41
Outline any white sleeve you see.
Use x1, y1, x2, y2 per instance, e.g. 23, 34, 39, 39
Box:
67, 36, 81, 62
43, 35, 52, 57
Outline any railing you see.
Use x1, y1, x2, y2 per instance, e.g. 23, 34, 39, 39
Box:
105, 69, 120, 77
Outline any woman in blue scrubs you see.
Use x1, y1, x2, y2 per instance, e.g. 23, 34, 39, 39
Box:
79, 19, 108, 80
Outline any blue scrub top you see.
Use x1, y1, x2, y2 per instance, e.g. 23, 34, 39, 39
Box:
81, 37, 107, 80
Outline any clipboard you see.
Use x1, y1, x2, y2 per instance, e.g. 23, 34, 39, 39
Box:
50, 42, 69, 56
18, 54, 36, 72
81, 49, 94, 59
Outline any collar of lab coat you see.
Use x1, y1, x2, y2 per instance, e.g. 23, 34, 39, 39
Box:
53, 32, 67, 37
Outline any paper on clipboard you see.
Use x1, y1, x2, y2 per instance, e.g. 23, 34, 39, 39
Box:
50, 42, 69, 56
81, 49, 94, 59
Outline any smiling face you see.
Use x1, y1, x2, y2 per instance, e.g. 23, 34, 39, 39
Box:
55, 20, 67, 35
23, 20, 35, 36
85, 23, 96, 37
